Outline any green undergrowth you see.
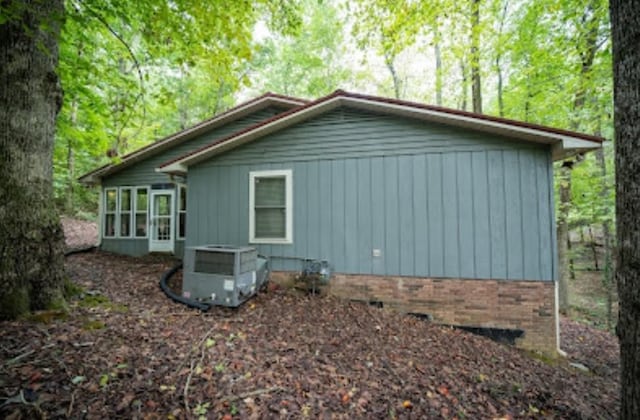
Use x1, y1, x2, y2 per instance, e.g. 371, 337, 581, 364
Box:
523, 349, 564, 367
63, 278, 84, 299
82, 318, 106, 330
65, 279, 129, 314
25, 310, 69, 324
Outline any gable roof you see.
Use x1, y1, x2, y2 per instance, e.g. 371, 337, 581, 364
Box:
78, 92, 307, 184
159, 90, 603, 175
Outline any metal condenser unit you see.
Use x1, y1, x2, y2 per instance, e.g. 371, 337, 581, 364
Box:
182, 245, 269, 307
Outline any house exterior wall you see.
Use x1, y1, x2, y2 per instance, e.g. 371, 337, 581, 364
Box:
98, 106, 287, 257
187, 108, 557, 282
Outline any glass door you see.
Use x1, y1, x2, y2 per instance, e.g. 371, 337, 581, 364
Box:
149, 190, 174, 252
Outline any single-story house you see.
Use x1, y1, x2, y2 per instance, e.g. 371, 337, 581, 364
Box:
80, 90, 602, 353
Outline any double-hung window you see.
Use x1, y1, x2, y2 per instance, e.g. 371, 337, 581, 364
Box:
104, 188, 117, 237
249, 169, 292, 244
177, 185, 187, 239
135, 187, 148, 237
103, 186, 148, 238
120, 188, 133, 237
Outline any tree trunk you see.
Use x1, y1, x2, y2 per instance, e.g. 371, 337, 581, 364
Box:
66, 98, 78, 214
610, 0, 640, 417
595, 145, 614, 330
495, 0, 508, 117
384, 52, 401, 99
567, 235, 575, 279
470, 0, 482, 114
433, 22, 443, 106
496, 55, 504, 117
588, 225, 598, 270
557, 164, 572, 314
0, 0, 66, 319
459, 60, 468, 111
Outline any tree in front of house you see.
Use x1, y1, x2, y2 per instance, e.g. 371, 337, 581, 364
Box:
610, 0, 640, 417
0, 0, 67, 319
0, 0, 301, 320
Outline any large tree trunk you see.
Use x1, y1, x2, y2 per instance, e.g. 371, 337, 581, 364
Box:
0, 0, 66, 319
610, 0, 640, 418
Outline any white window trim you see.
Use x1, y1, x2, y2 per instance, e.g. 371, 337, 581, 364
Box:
176, 184, 187, 240
134, 186, 149, 239
249, 169, 293, 244
103, 186, 151, 239
120, 187, 133, 238
103, 187, 118, 238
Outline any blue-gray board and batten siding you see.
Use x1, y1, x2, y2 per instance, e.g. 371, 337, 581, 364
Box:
98, 106, 289, 257
186, 107, 558, 282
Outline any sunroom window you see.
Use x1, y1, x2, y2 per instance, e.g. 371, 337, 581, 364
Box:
249, 169, 292, 244
104, 188, 117, 237
135, 187, 148, 237
103, 187, 148, 238
120, 188, 133, 237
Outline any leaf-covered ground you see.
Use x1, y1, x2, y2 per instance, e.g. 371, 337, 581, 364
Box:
0, 221, 620, 419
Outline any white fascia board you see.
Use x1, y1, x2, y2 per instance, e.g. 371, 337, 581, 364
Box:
159, 97, 343, 173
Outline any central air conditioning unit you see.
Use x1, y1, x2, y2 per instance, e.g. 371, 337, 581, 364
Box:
182, 245, 269, 307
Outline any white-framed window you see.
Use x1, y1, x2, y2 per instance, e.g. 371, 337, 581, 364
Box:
103, 186, 149, 238
177, 185, 187, 239
134, 187, 148, 238
104, 188, 118, 238
120, 187, 133, 237
249, 169, 292, 244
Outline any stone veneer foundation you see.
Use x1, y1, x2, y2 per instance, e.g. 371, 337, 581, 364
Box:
270, 272, 558, 354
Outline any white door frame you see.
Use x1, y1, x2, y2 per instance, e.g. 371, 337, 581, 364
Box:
149, 189, 175, 253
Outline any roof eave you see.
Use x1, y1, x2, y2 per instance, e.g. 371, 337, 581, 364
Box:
78, 173, 101, 186
156, 165, 186, 176
160, 96, 344, 170
78, 94, 307, 184
160, 93, 604, 170
552, 138, 601, 161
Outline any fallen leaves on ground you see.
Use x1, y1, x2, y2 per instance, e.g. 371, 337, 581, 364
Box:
0, 250, 619, 419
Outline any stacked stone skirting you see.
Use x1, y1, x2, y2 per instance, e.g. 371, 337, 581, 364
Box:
270, 272, 558, 353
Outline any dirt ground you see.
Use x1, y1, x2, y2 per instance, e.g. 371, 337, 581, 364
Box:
0, 219, 621, 418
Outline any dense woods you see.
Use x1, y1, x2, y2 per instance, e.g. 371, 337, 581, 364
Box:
50, 0, 613, 221
51, 0, 616, 326
1, 0, 636, 417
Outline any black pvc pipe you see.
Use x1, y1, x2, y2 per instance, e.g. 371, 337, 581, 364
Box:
159, 262, 211, 311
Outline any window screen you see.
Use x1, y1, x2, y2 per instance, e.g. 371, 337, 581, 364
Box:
254, 176, 286, 239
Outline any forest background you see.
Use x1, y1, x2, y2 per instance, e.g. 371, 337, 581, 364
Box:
54, 0, 614, 327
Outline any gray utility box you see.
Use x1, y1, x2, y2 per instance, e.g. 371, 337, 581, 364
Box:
182, 245, 269, 307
